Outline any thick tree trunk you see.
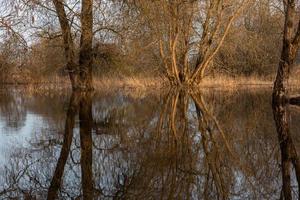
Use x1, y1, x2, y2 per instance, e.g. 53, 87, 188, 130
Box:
272, 0, 299, 102
273, 11, 294, 102
53, 0, 94, 91
52, 0, 79, 90
79, 0, 94, 91
272, 2, 300, 199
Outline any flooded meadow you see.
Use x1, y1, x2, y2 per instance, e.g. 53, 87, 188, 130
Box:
0, 87, 299, 199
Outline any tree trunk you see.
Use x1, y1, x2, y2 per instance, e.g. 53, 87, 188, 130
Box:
53, 0, 94, 91
272, 2, 300, 199
272, 0, 298, 102
79, 0, 94, 91
52, 0, 79, 90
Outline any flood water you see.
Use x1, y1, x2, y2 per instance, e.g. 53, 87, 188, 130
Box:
0, 87, 300, 199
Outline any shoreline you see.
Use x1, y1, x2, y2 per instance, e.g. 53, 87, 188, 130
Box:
1, 76, 300, 92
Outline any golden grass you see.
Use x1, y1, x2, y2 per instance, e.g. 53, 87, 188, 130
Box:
93, 76, 168, 92
2, 74, 300, 94
202, 76, 272, 87
195, 74, 300, 96
201, 75, 300, 89
0, 75, 168, 95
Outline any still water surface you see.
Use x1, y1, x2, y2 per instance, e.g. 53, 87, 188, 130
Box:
0, 87, 299, 199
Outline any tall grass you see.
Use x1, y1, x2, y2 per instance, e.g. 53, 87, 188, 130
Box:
2, 73, 300, 92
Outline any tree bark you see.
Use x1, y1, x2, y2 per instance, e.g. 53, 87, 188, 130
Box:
79, 0, 94, 91
53, 0, 94, 91
273, 0, 300, 102
272, 2, 300, 198
52, 0, 79, 90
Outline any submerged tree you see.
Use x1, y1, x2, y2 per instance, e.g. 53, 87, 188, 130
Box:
272, 1, 300, 199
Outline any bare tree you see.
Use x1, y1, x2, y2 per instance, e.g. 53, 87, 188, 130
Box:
129, 0, 251, 86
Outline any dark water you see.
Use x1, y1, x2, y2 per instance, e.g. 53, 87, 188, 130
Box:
0, 87, 299, 199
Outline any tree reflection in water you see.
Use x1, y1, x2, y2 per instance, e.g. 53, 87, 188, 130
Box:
272, 97, 300, 200
0, 89, 299, 199
47, 92, 93, 199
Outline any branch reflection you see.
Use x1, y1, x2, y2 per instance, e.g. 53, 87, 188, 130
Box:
0, 89, 295, 199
